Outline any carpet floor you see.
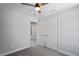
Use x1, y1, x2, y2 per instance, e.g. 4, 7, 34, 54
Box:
7, 40, 66, 56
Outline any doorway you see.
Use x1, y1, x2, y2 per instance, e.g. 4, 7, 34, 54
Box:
31, 22, 37, 46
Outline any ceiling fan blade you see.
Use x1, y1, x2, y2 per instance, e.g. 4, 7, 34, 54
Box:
40, 3, 48, 6
21, 3, 35, 7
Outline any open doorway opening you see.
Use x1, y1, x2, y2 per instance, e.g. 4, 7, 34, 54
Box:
31, 22, 37, 46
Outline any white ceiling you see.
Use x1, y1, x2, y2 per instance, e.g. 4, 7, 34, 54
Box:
40, 3, 79, 17
0, 3, 79, 18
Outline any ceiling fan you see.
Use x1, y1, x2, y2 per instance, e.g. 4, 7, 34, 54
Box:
21, 3, 48, 14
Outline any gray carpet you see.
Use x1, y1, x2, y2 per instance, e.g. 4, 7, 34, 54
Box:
7, 40, 66, 56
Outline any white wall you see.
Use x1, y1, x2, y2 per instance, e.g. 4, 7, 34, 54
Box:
37, 6, 79, 56
0, 8, 35, 55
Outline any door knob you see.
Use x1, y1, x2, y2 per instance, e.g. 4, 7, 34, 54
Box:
41, 35, 48, 36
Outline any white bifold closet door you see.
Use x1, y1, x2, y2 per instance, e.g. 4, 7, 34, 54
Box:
42, 18, 58, 50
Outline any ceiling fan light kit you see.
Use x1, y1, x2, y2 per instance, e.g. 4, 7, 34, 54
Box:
35, 3, 41, 14
21, 3, 48, 14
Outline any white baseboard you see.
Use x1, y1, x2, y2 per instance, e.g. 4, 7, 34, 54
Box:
0, 45, 76, 56
45, 46, 76, 56
58, 49, 76, 56
0, 45, 31, 56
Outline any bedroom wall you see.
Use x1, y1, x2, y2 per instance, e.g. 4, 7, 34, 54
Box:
37, 6, 79, 56
0, 7, 35, 55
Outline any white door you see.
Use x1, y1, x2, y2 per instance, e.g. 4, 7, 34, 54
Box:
37, 18, 57, 50
37, 21, 45, 46
44, 18, 57, 50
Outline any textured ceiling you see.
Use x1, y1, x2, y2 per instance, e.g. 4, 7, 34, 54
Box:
0, 3, 79, 18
